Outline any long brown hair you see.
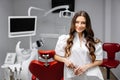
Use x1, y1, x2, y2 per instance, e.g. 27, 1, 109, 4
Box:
64, 11, 100, 62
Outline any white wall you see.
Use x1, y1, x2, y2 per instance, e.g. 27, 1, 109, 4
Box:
111, 0, 120, 43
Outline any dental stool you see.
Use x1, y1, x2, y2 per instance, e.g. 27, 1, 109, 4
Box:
100, 43, 120, 80
29, 50, 64, 80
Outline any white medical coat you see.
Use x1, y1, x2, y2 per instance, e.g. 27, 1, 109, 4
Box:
55, 33, 104, 80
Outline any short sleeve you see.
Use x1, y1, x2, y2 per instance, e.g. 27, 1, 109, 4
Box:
55, 35, 69, 57
95, 42, 103, 60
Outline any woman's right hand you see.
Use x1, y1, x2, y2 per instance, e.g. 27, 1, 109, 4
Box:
64, 58, 76, 69
54, 55, 76, 69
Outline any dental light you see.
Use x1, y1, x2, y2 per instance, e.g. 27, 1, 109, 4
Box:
59, 9, 74, 18
44, 5, 74, 18
28, 5, 74, 17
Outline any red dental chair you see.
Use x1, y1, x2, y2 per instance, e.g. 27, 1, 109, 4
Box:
100, 43, 120, 80
29, 50, 64, 80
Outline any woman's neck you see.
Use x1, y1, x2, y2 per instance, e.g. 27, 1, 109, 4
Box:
77, 33, 83, 47
78, 33, 83, 39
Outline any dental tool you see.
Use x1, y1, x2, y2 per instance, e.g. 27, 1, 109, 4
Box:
8, 67, 14, 80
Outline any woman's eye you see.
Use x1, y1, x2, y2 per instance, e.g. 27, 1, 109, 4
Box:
81, 22, 86, 24
75, 21, 79, 23
75, 21, 86, 24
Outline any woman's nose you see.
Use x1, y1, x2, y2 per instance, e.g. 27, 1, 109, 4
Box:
78, 23, 82, 26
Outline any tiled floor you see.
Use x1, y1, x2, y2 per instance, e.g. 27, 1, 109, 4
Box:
100, 67, 118, 80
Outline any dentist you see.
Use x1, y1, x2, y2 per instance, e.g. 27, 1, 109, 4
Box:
54, 11, 104, 80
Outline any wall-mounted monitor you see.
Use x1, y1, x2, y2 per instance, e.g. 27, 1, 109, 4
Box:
8, 16, 37, 38
51, 0, 75, 13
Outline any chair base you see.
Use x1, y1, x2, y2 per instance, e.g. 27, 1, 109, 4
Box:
106, 68, 110, 80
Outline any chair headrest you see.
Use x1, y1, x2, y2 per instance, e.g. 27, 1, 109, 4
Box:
38, 50, 55, 59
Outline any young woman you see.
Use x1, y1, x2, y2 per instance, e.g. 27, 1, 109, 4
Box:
54, 11, 104, 80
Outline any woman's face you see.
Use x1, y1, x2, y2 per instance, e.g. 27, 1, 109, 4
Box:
75, 16, 86, 34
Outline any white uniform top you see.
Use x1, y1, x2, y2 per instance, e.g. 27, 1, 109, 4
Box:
55, 33, 104, 80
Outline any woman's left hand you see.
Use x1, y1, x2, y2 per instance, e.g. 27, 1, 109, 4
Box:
74, 64, 89, 75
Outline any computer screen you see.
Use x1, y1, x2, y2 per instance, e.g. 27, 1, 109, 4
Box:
8, 16, 37, 38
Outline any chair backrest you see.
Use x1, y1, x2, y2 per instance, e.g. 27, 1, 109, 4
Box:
103, 43, 120, 60
29, 50, 64, 80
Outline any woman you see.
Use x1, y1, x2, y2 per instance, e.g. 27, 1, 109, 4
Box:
54, 11, 104, 80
